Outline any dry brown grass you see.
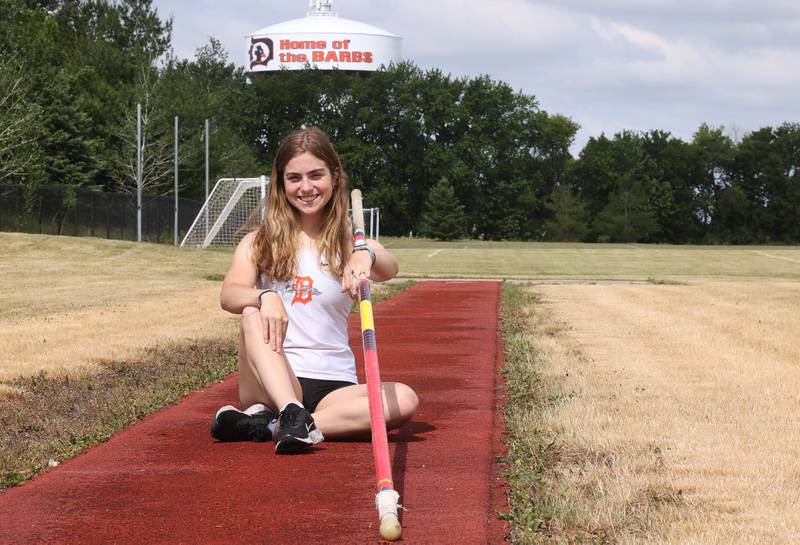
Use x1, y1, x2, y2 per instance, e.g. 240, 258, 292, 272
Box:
0, 233, 238, 395
0, 232, 395, 395
0, 232, 233, 321
528, 280, 800, 543
0, 286, 239, 387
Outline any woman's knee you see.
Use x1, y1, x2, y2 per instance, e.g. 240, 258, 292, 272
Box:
240, 306, 262, 337
390, 383, 419, 421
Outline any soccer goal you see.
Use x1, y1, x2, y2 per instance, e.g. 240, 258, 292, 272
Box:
360, 206, 381, 241
181, 177, 268, 248
182, 176, 380, 248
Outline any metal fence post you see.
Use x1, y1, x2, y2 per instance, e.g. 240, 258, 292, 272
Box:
174, 116, 179, 246
136, 103, 142, 242
204, 119, 210, 236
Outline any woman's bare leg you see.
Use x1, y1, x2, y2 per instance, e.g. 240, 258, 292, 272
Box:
311, 382, 419, 439
238, 307, 302, 411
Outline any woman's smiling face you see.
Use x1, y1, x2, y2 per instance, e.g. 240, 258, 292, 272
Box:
283, 151, 335, 222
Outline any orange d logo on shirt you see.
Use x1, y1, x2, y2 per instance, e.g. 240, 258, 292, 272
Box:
291, 276, 317, 305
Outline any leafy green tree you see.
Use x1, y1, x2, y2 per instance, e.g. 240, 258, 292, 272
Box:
594, 174, 658, 242
573, 131, 650, 241
690, 124, 734, 238
38, 68, 105, 188
573, 129, 710, 242
728, 123, 800, 242
483, 178, 536, 239
711, 185, 751, 243
244, 63, 576, 237
0, 0, 173, 190
418, 177, 467, 240
529, 113, 580, 234
640, 130, 699, 243
571, 133, 615, 218
116, 0, 172, 61
158, 38, 262, 200
771, 123, 800, 242
544, 184, 589, 241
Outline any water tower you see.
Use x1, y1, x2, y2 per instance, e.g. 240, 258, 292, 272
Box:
247, 0, 402, 73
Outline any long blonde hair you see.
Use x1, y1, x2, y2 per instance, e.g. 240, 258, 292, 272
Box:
251, 127, 352, 281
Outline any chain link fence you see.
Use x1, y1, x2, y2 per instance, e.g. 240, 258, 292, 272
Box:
0, 184, 202, 244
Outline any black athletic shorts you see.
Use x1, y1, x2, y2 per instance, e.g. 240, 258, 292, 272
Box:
298, 377, 356, 413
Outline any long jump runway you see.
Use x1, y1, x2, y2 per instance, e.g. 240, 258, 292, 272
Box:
0, 281, 508, 544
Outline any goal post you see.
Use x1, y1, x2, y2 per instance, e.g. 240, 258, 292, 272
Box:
182, 176, 380, 248
181, 176, 267, 248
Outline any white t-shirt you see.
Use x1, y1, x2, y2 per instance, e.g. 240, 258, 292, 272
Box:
258, 249, 357, 383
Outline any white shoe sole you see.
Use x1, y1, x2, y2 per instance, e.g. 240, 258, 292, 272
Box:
243, 403, 270, 416
215, 404, 243, 419
274, 429, 325, 453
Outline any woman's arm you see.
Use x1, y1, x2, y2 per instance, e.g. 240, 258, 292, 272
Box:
220, 231, 288, 352
220, 231, 266, 314
341, 239, 399, 297
365, 239, 398, 282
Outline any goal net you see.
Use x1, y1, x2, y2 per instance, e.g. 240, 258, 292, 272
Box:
182, 176, 381, 248
359, 206, 381, 240
181, 177, 267, 248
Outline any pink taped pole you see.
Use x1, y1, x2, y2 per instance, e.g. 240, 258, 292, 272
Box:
359, 282, 392, 490
351, 189, 402, 541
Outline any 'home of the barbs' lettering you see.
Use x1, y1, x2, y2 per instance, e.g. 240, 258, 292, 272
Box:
278, 38, 374, 64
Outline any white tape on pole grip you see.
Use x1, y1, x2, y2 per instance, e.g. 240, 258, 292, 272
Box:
375, 489, 400, 519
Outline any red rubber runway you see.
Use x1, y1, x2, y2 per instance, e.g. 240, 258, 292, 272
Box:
0, 281, 508, 544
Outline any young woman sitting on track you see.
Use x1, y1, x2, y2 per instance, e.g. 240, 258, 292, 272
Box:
212, 127, 419, 454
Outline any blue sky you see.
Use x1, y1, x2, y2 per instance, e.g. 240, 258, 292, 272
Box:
152, 0, 799, 152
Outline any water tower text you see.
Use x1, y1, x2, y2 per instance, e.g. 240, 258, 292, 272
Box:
278, 39, 374, 64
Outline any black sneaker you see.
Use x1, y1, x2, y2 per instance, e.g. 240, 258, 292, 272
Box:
211, 404, 275, 442
274, 403, 324, 453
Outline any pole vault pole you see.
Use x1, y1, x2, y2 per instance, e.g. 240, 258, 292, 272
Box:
351, 189, 402, 541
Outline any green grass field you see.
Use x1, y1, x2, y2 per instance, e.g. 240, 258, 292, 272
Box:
3, 233, 799, 318
382, 237, 800, 280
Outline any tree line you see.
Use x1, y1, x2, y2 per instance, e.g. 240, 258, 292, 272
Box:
1, 0, 798, 243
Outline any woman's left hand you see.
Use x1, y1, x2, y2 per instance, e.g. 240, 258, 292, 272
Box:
342, 250, 373, 299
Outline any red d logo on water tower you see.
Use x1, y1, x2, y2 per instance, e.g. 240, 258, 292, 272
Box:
249, 37, 274, 69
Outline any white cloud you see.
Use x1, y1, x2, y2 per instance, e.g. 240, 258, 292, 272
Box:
592, 20, 669, 55
392, 0, 581, 52
544, 0, 800, 23
583, 18, 800, 91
